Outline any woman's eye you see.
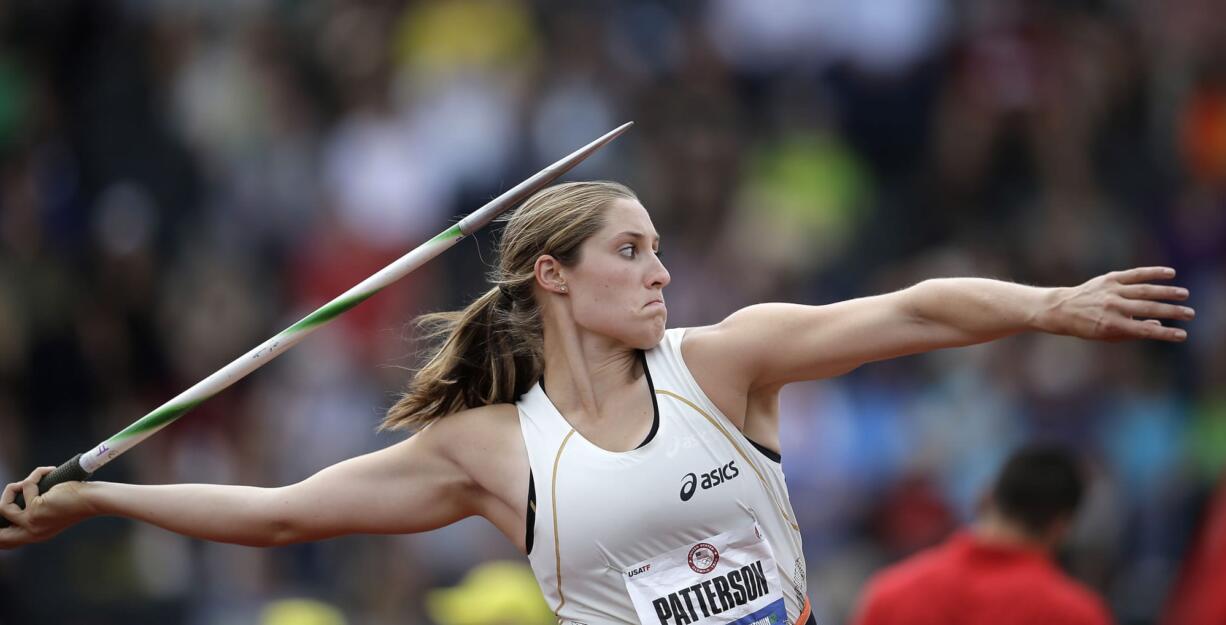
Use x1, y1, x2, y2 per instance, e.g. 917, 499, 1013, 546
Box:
620, 245, 636, 258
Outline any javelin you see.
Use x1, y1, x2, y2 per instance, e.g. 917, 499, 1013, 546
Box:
0, 121, 634, 524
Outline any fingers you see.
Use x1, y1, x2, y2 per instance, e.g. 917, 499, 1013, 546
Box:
1110, 266, 1177, 284
0, 497, 32, 548
1118, 284, 1189, 302
21, 466, 55, 501
1, 484, 15, 517
0, 480, 16, 507
2, 466, 54, 517
1114, 297, 1196, 322
1, 481, 24, 527
1, 467, 58, 547
28, 465, 55, 485
0, 524, 23, 549
1117, 318, 1188, 342
1100, 268, 1194, 343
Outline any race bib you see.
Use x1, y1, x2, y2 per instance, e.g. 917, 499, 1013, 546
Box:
623, 524, 787, 625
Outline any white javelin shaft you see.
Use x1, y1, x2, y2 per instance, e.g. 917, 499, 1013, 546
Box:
77, 122, 634, 474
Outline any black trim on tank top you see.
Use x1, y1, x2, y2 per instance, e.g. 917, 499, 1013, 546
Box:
746, 437, 782, 463
526, 351, 660, 554
525, 471, 535, 555
536, 350, 660, 449
637, 349, 660, 449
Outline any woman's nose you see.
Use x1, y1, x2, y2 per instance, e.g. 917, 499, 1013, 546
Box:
649, 256, 670, 289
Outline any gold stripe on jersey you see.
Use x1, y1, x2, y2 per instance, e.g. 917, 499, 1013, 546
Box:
551, 428, 578, 614
655, 389, 801, 532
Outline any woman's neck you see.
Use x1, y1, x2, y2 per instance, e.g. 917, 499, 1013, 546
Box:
540, 315, 641, 425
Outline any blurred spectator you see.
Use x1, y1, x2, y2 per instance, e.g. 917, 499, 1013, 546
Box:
1163, 475, 1226, 625
850, 446, 1113, 625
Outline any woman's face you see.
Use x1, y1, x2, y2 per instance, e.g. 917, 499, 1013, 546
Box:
553, 198, 670, 349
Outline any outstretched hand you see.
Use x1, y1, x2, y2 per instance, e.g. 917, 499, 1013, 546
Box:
1044, 266, 1193, 342
0, 466, 94, 548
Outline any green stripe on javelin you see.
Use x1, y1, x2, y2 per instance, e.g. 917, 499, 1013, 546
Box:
284, 224, 463, 335
111, 397, 208, 441
430, 223, 464, 243
285, 291, 377, 334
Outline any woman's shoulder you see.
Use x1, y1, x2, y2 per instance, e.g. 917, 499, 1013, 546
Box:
418, 403, 527, 485
422, 402, 521, 441
672, 323, 722, 364
671, 306, 786, 369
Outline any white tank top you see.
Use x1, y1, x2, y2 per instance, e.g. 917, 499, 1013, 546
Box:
518, 328, 809, 625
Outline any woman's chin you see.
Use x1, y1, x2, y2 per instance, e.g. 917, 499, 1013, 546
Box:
637, 321, 667, 350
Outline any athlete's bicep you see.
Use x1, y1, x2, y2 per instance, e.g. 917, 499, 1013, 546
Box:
692, 295, 927, 390
271, 425, 478, 543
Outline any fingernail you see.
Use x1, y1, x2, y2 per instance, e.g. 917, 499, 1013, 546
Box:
1166, 268, 1176, 276
1175, 329, 1187, 339
1185, 307, 1196, 318
1178, 288, 1188, 297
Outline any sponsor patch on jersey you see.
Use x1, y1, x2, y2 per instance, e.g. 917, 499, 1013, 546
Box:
623, 524, 788, 625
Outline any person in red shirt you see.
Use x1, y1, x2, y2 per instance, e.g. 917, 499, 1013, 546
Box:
851, 446, 1114, 625
1163, 472, 1226, 625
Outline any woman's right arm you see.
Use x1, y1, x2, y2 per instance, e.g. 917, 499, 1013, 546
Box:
1, 415, 485, 549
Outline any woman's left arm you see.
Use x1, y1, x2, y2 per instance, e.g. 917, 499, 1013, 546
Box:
691, 266, 1192, 391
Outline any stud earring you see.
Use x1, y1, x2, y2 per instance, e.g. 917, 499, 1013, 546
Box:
560, 285, 568, 293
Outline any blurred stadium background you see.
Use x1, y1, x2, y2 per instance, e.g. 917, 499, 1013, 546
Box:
0, 0, 1223, 624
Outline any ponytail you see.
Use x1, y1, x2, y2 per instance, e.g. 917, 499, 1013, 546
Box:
381, 283, 542, 431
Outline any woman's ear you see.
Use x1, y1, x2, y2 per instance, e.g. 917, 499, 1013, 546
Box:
534, 255, 569, 295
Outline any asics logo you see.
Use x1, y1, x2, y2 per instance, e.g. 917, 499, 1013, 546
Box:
679, 461, 740, 501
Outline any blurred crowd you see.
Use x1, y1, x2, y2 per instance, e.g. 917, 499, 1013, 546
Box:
0, 0, 1223, 624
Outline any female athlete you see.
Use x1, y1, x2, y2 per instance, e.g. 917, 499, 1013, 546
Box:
0, 181, 1194, 625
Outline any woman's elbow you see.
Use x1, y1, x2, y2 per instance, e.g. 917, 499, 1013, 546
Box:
899, 280, 944, 323
261, 522, 298, 547
250, 486, 306, 547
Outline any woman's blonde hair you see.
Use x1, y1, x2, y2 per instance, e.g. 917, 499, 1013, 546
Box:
381, 181, 638, 431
